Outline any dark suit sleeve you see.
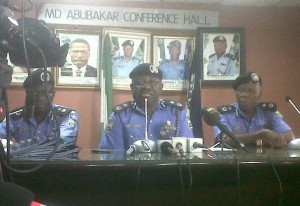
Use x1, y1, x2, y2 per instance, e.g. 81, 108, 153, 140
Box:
85, 65, 98, 77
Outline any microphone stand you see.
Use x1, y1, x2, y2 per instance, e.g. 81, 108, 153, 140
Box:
286, 96, 300, 115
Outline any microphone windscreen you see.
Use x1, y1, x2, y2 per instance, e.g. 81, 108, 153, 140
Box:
161, 142, 173, 155
201, 107, 221, 126
285, 96, 291, 102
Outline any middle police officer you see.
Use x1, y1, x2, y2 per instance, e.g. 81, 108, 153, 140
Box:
99, 63, 194, 149
112, 40, 141, 77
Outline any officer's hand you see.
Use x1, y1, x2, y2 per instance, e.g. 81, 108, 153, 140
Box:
260, 129, 287, 148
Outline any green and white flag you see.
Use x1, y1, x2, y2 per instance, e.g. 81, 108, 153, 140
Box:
100, 34, 113, 137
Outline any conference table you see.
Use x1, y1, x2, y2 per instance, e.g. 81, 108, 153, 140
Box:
6, 147, 300, 206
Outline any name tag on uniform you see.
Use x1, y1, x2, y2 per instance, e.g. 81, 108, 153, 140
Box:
125, 124, 141, 128
17, 127, 30, 132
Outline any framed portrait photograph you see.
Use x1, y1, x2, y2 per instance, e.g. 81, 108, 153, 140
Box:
197, 27, 245, 85
153, 36, 194, 91
55, 30, 101, 88
103, 28, 151, 90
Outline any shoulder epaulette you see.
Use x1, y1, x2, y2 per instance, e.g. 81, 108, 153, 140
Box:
113, 101, 135, 113
217, 105, 237, 114
159, 59, 168, 65
113, 56, 122, 61
225, 53, 235, 60
258, 102, 277, 112
209, 53, 216, 59
161, 100, 184, 111
54, 106, 73, 116
10, 107, 25, 121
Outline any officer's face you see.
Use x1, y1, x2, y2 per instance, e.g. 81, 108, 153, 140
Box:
123, 46, 134, 58
69, 42, 90, 69
236, 83, 262, 112
214, 42, 227, 56
130, 75, 163, 109
169, 46, 181, 60
30, 85, 55, 112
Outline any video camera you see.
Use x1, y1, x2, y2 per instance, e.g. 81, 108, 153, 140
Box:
0, 0, 69, 68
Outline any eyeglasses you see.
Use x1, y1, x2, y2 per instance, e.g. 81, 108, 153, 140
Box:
132, 80, 161, 88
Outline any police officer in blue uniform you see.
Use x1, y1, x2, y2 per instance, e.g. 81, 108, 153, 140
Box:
214, 72, 295, 148
159, 40, 190, 80
207, 35, 238, 75
112, 40, 141, 77
99, 63, 193, 150
0, 69, 78, 144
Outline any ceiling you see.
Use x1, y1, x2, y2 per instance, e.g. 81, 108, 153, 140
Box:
132, 0, 300, 7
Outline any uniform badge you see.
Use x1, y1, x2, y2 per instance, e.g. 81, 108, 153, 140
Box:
105, 119, 114, 132
68, 119, 76, 127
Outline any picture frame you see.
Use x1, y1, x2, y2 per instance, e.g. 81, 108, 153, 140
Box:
8, 60, 53, 86
103, 28, 151, 90
55, 30, 101, 88
153, 36, 194, 91
197, 27, 245, 85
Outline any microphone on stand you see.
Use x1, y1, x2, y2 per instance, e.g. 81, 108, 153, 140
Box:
160, 141, 178, 156
126, 98, 155, 155
285, 96, 300, 115
201, 107, 248, 152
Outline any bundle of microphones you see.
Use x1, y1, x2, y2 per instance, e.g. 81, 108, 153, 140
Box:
6, 137, 80, 161
126, 98, 206, 156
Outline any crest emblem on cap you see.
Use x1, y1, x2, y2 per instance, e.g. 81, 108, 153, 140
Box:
40, 72, 50, 83
251, 73, 259, 82
149, 65, 158, 74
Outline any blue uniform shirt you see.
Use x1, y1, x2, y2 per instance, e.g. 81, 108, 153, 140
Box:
207, 53, 238, 75
0, 104, 78, 144
159, 60, 190, 80
112, 56, 140, 77
213, 103, 292, 140
99, 99, 193, 149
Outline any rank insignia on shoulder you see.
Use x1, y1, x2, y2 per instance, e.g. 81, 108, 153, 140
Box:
217, 105, 236, 114
161, 100, 184, 110
225, 53, 235, 60
105, 119, 114, 132
258, 102, 277, 112
55, 106, 72, 116
209, 53, 216, 59
113, 101, 135, 113
10, 107, 25, 121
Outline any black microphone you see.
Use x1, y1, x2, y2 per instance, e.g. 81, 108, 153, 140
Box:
175, 142, 184, 155
201, 107, 248, 152
285, 96, 300, 115
193, 142, 206, 149
160, 142, 178, 156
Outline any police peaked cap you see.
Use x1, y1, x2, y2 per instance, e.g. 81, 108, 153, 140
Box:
232, 72, 262, 90
122, 40, 134, 47
213, 35, 227, 43
129, 63, 162, 80
167, 40, 181, 48
23, 69, 55, 89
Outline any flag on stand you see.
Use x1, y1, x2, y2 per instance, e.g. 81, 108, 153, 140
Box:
100, 34, 113, 137
187, 39, 203, 138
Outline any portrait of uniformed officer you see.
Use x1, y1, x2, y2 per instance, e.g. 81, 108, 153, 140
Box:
112, 40, 141, 77
99, 63, 194, 149
159, 40, 190, 80
207, 35, 238, 75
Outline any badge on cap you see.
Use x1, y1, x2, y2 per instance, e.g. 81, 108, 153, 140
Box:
40, 72, 50, 83
149, 65, 158, 74
251, 73, 259, 83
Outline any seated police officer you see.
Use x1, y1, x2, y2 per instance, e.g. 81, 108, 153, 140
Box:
214, 72, 295, 148
0, 69, 78, 145
99, 63, 193, 149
